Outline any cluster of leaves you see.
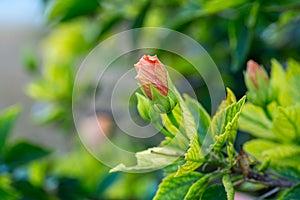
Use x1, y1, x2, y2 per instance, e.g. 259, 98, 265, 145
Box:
112, 58, 300, 199
112, 84, 248, 199
239, 59, 300, 198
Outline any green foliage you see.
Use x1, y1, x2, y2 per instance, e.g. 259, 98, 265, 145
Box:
20, 0, 300, 198
112, 71, 247, 199
240, 59, 300, 182
153, 172, 202, 200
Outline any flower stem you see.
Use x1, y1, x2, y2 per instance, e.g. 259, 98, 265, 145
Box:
167, 111, 180, 128
153, 122, 173, 138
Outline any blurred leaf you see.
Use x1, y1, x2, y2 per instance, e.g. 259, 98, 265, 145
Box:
0, 175, 20, 200
3, 141, 50, 169
22, 47, 39, 74
279, 183, 300, 200
285, 59, 300, 105
132, 0, 151, 28
270, 59, 288, 106
200, 184, 227, 200
0, 187, 20, 200
56, 177, 87, 200
272, 105, 300, 143
203, 0, 246, 15
46, 0, 100, 23
13, 180, 51, 200
239, 103, 274, 139
0, 106, 21, 153
153, 172, 202, 200
244, 139, 300, 179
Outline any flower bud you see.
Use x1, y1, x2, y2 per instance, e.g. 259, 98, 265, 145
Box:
134, 55, 177, 113
245, 60, 273, 106
246, 60, 268, 89
135, 55, 168, 100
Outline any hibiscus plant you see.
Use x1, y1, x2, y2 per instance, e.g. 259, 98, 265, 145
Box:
111, 55, 300, 199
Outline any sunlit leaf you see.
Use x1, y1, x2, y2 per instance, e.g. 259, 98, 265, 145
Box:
239, 103, 275, 139
211, 96, 246, 151
272, 105, 300, 143
110, 146, 184, 173
153, 172, 202, 200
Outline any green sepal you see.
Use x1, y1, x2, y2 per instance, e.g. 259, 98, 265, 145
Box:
150, 84, 177, 114
136, 92, 152, 121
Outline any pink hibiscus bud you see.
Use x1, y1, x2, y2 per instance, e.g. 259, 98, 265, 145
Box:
134, 55, 168, 100
134, 55, 177, 114
246, 60, 268, 88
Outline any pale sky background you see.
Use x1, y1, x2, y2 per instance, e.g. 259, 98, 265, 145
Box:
0, 0, 68, 150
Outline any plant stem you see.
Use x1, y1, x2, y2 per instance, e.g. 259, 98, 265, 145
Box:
153, 122, 173, 138
167, 111, 180, 128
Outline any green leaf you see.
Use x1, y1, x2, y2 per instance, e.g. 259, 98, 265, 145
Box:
173, 89, 203, 177
285, 59, 300, 105
200, 184, 227, 200
46, 0, 99, 23
110, 146, 184, 173
211, 96, 246, 151
244, 139, 300, 179
222, 174, 234, 200
272, 105, 300, 143
203, 0, 247, 15
279, 183, 300, 200
183, 94, 211, 144
153, 172, 202, 200
175, 137, 204, 177
244, 139, 300, 161
161, 104, 183, 137
184, 175, 209, 200
131, 0, 151, 28
216, 88, 237, 114
270, 59, 288, 106
3, 141, 50, 169
239, 103, 275, 140
0, 106, 21, 153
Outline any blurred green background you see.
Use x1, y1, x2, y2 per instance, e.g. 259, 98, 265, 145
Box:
1, 0, 300, 199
